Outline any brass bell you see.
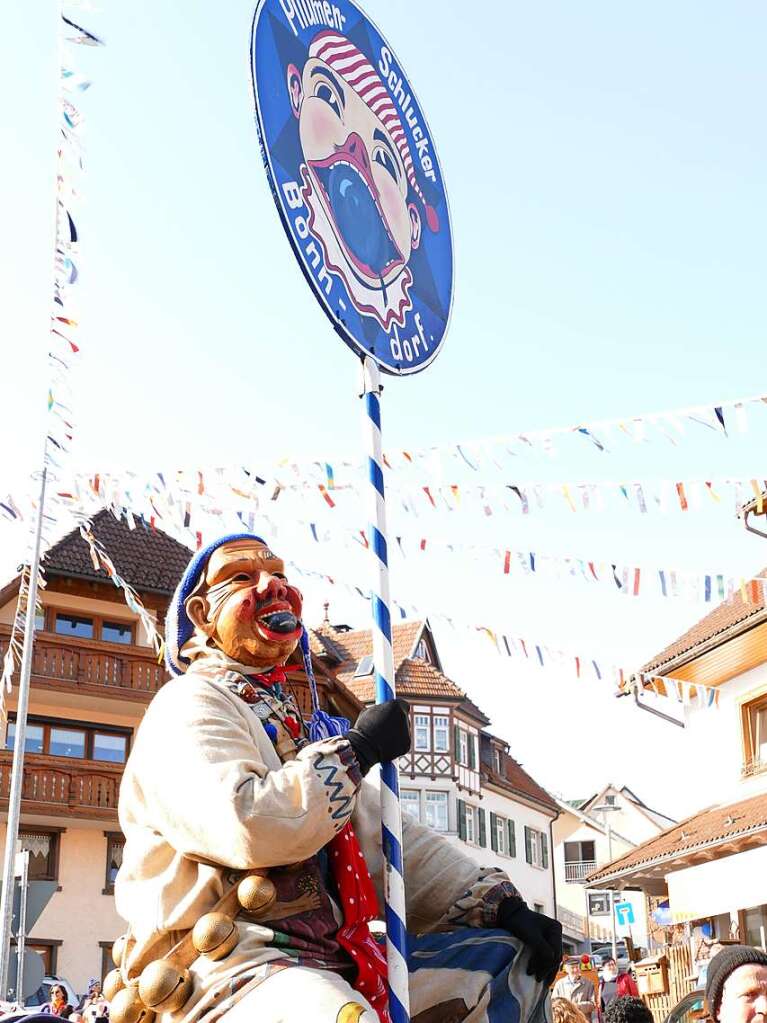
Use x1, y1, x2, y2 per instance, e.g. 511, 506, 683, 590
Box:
237, 874, 277, 915
192, 912, 239, 961
103, 967, 126, 1002
139, 960, 194, 1014
112, 934, 135, 968
109, 985, 156, 1023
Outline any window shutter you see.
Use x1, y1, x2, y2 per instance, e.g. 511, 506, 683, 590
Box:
468, 735, 476, 769
478, 807, 487, 848
524, 826, 533, 864
457, 799, 467, 841
508, 819, 516, 857
541, 832, 549, 869
490, 812, 498, 852
454, 724, 462, 764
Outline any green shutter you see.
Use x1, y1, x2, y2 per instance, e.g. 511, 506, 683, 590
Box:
508, 819, 516, 857
478, 807, 487, 848
468, 735, 476, 769
541, 832, 549, 869
490, 812, 498, 852
524, 826, 533, 864
454, 724, 462, 764
457, 799, 467, 841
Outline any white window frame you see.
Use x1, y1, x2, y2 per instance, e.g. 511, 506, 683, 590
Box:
433, 715, 449, 753
401, 789, 421, 822
495, 814, 506, 855
413, 714, 430, 752
464, 804, 476, 844
458, 729, 468, 765
424, 791, 449, 832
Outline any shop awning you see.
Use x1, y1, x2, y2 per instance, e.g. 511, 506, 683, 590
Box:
667, 845, 767, 923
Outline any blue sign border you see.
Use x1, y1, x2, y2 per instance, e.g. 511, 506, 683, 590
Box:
250, 0, 453, 376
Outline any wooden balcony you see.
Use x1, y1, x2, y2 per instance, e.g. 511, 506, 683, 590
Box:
0, 626, 167, 704
0, 750, 122, 821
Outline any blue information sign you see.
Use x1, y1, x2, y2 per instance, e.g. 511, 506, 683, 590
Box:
251, 0, 453, 375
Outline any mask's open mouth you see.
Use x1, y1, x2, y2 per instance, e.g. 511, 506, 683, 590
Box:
309, 146, 404, 283
255, 601, 303, 643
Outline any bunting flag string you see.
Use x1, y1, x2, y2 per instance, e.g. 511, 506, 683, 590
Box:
2, 10, 102, 708
31, 476, 767, 607
69, 511, 164, 656
50, 467, 767, 523
283, 546, 723, 711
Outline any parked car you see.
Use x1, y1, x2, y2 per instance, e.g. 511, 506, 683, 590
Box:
664, 989, 705, 1023
591, 941, 631, 971
23, 976, 79, 1013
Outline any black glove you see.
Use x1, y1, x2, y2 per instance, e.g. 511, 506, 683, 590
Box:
345, 699, 411, 776
497, 898, 563, 985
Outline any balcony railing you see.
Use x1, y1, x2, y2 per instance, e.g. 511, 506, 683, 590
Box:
557, 905, 587, 938
0, 627, 167, 701
742, 756, 767, 778
0, 750, 122, 821
565, 860, 597, 882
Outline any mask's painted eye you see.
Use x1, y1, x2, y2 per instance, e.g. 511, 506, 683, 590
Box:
315, 82, 341, 117
233, 573, 250, 582
374, 147, 398, 182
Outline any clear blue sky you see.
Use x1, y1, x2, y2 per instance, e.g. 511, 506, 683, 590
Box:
2, 0, 767, 816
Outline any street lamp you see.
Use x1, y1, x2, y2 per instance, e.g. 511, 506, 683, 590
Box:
594, 801, 621, 961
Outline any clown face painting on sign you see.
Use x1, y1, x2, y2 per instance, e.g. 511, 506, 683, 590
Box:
251, 0, 453, 375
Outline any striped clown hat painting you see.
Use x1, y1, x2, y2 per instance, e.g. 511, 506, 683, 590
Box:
251, 0, 453, 375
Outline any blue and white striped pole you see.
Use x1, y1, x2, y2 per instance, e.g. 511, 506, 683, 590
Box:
361, 355, 410, 1023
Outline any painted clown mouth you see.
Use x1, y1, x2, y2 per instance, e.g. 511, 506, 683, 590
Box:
309, 148, 404, 283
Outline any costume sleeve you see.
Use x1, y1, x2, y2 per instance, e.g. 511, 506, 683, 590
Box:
125, 676, 361, 869
352, 782, 522, 933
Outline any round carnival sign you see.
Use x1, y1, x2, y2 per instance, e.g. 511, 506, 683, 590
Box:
251, 0, 453, 376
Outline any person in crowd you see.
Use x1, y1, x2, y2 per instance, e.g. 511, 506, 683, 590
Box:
704, 945, 767, 1023
603, 996, 653, 1023
42, 984, 74, 1018
553, 958, 598, 1021
552, 997, 591, 1023
78, 978, 109, 1023
600, 956, 639, 1009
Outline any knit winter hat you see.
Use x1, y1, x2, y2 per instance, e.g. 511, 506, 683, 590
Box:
705, 945, 767, 1019
308, 30, 440, 232
165, 532, 266, 676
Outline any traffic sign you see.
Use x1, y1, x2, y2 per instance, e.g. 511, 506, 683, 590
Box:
251, 0, 454, 375
6, 949, 44, 1001
11, 881, 57, 933
614, 900, 635, 926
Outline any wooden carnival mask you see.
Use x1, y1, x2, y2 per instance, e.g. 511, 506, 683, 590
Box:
184, 539, 303, 669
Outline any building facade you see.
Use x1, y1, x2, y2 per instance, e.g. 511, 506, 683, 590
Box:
310, 618, 559, 915
0, 511, 191, 993
588, 578, 767, 952
553, 786, 673, 956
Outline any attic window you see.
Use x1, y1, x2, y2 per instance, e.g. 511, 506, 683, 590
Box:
354, 655, 374, 678
415, 639, 433, 664
605, 794, 616, 806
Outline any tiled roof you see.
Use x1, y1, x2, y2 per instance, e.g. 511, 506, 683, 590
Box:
587, 791, 767, 884
318, 620, 424, 669
44, 509, 193, 596
344, 657, 466, 704
642, 572, 767, 673
329, 620, 490, 721
481, 747, 558, 813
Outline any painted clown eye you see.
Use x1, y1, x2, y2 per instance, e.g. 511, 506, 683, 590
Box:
315, 82, 342, 117
374, 147, 399, 182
